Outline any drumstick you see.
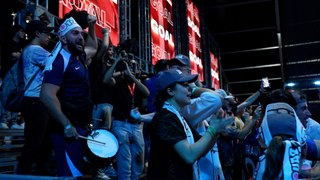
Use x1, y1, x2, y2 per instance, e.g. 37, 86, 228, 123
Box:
92, 118, 103, 121
78, 135, 106, 145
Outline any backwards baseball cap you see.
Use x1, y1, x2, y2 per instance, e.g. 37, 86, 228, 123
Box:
157, 68, 198, 92
259, 102, 306, 147
215, 89, 234, 100
26, 20, 53, 34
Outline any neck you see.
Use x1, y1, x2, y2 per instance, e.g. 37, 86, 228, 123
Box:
167, 99, 182, 112
30, 39, 41, 46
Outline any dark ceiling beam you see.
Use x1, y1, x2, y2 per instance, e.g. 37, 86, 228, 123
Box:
286, 19, 320, 27
205, 0, 272, 9
213, 26, 276, 36
286, 59, 320, 65
223, 64, 281, 72
222, 46, 279, 55
284, 40, 320, 48
288, 73, 320, 79
227, 77, 282, 85
274, 0, 285, 83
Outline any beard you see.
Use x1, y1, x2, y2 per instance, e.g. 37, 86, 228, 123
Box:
67, 41, 84, 56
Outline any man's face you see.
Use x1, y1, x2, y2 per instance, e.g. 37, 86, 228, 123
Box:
65, 27, 85, 55
295, 101, 311, 125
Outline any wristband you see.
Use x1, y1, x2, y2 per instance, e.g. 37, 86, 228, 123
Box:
191, 87, 199, 96
258, 89, 263, 94
206, 126, 217, 138
64, 124, 72, 130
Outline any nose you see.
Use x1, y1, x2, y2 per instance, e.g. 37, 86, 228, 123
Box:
305, 109, 311, 118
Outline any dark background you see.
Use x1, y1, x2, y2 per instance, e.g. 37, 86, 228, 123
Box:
201, 0, 320, 120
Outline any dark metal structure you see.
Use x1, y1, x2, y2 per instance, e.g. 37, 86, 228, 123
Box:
200, 0, 320, 119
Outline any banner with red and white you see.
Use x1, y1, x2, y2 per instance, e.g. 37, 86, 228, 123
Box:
59, 0, 119, 46
210, 52, 220, 89
150, 0, 175, 65
186, 0, 203, 81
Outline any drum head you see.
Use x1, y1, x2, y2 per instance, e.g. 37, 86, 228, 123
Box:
87, 129, 119, 158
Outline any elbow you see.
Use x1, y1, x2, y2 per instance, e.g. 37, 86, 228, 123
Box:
103, 78, 115, 86
184, 156, 197, 165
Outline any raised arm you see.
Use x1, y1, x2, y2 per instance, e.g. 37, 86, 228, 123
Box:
84, 14, 97, 63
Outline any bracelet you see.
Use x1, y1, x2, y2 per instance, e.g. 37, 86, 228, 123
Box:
64, 124, 72, 130
206, 126, 217, 138
191, 87, 199, 96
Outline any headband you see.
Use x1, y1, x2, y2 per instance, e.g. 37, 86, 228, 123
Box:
44, 17, 81, 72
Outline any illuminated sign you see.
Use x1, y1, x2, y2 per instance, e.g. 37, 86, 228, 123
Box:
186, 0, 203, 81
210, 52, 220, 89
150, 0, 175, 65
59, 0, 119, 46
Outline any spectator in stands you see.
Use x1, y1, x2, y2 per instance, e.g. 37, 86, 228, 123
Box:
16, 20, 53, 175
0, 25, 26, 129
254, 88, 320, 179
102, 49, 150, 180
89, 28, 117, 179
215, 87, 265, 180
147, 68, 234, 180
143, 59, 169, 169
40, 14, 98, 177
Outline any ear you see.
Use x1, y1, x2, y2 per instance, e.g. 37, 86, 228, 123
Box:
60, 36, 67, 45
167, 87, 174, 96
35, 30, 41, 37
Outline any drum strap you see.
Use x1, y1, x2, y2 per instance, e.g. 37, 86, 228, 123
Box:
65, 150, 83, 177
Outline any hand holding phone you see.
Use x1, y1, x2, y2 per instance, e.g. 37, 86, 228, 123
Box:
262, 77, 270, 89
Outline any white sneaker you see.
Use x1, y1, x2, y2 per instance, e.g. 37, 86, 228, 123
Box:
96, 168, 111, 180
0, 122, 9, 129
11, 123, 24, 129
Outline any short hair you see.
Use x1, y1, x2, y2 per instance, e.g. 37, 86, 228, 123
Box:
154, 59, 169, 73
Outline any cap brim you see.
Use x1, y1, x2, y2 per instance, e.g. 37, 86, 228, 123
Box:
176, 74, 198, 84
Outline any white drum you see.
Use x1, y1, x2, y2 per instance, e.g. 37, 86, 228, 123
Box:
84, 129, 119, 167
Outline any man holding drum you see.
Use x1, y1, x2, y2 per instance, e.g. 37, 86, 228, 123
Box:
40, 12, 98, 177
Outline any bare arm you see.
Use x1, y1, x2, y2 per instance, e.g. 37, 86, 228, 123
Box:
236, 84, 265, 114
139, 112, 155, 123
40, 83, 78, 137
95, 28, 109, 62
174, 116, 234, 165
234, 106, 261, 140
84, 14, 97, 64
102, 58, 120, 86
124, 62, 150, 96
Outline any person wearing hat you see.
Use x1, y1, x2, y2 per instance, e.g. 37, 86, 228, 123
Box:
169, 54, 191, 75
16, 20, 54, 175
40, 14, 97, 177
147, 68, 234, 180
254, 89, 320, 179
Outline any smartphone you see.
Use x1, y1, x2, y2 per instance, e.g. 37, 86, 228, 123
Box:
262, 77, 270, 88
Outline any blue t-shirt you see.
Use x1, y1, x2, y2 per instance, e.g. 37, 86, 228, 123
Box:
43, 49, 92, 126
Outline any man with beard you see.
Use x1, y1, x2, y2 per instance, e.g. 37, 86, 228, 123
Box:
40, 14, 97, 177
